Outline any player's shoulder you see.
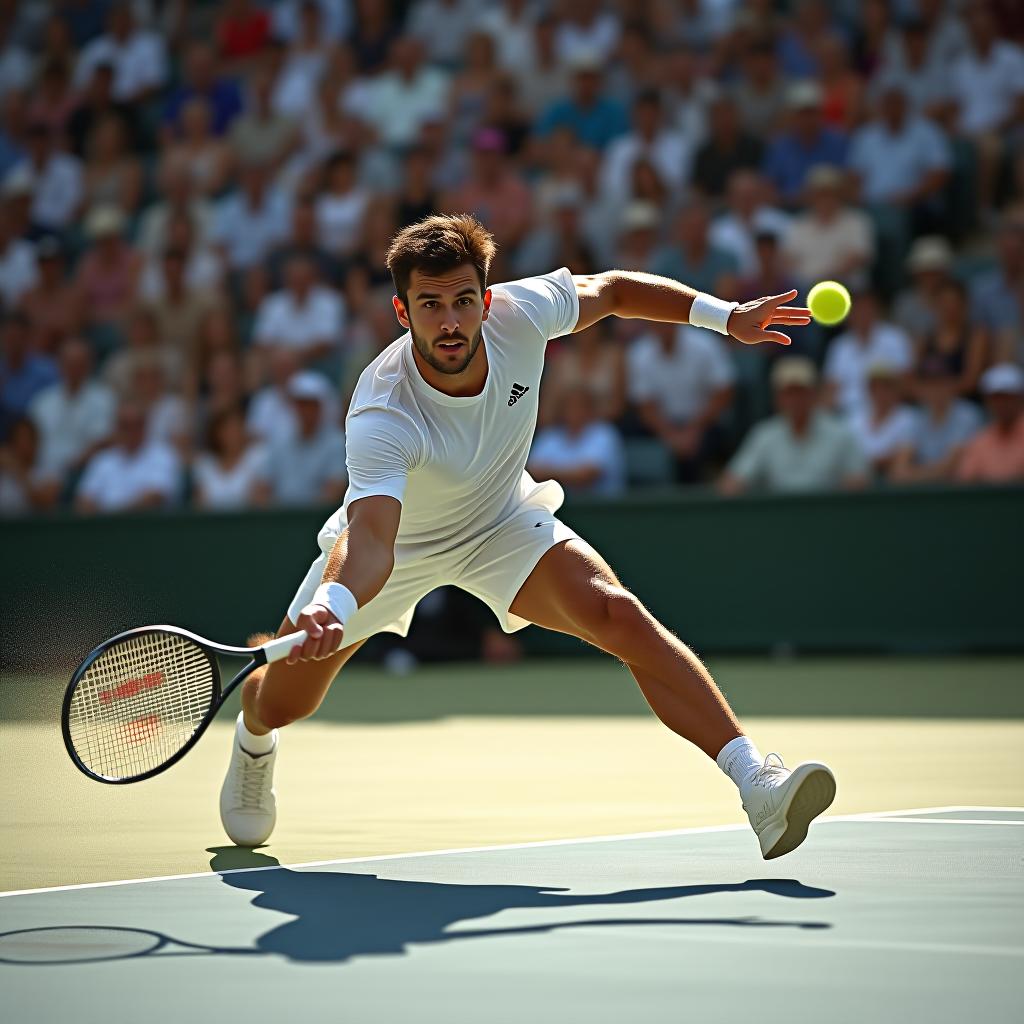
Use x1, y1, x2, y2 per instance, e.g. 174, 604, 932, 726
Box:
487, 267, 579, 341
349, 335, 411, 414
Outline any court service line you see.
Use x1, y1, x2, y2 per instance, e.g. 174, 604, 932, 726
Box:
2, 806, 1020, 900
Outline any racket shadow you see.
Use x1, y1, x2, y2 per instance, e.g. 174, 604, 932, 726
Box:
204, 847, 835, 965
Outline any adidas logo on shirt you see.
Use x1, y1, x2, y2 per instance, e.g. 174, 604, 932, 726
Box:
508, 382, 530, 406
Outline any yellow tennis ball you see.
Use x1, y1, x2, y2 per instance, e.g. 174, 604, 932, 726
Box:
807, 281, 851, 325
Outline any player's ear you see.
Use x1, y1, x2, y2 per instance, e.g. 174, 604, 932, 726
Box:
393, 294, 410, 329
481, 288, 492, 322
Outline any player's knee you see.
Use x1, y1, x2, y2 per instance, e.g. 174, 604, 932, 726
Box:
594, 585, 650, 647
253, 690, 310, 730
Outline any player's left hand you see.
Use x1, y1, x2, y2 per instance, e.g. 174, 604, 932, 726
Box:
727, 289, 811, 347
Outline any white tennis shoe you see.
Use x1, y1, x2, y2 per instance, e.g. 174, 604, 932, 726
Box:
219, 732, 278, 847
740, 753, 836, 859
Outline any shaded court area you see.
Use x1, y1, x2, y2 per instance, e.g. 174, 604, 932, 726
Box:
2, 810, 1022, 1023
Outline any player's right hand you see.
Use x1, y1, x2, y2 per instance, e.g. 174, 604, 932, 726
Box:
289, 604, 346, 664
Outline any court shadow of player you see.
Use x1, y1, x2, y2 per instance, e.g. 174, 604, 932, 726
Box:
206, 847, 834, 964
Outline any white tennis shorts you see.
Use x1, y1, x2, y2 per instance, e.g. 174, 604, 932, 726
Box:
286, 505, 579, 646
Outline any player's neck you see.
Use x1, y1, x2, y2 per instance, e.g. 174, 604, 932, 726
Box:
411, 336, 489, 398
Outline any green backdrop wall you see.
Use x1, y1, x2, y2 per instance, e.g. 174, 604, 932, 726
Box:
2, 486, 1021, 672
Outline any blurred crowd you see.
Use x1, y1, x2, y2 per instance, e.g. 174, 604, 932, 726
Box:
2, 0, 1024, 518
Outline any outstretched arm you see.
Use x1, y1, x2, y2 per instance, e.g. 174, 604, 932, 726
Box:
573, 271, 811, 347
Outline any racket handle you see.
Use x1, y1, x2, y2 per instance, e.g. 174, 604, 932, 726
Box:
261, 630, 309, 664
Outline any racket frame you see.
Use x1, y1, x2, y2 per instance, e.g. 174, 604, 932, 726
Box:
61, 624, 274, 785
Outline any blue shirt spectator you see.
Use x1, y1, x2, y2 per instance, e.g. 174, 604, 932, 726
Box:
536, 61, 629, 151
762, 81, 847, 204
0, 314, 59, 439
162, 41, 243, 137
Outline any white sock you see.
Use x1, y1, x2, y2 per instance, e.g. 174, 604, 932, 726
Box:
716, 735, 763, 789
236, 711, 276, 756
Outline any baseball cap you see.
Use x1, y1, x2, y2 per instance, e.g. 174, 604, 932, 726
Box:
771, 356, 817, 389
980, 363, 1024, 395
287, 370, 333, 403
907, 236, 954, 273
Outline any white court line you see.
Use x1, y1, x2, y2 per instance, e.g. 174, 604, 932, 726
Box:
2, 806, 1021, 900
847, 817, 1024, 826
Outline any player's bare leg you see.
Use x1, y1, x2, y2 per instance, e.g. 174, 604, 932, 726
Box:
221, 619, 366, 847
510, 539, 835, 858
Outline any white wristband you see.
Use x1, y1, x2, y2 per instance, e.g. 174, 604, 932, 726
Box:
689, 292, 739, 335
313, 582, 359, 625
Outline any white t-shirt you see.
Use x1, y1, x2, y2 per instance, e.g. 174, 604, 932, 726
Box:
193, 446, 269, 510
952, 41, 1024, 135
253, 286, 345, 351
824, 324, 913, 420
626, 325, 737, 425
77, 443, 181, 511
29, 380, 116, 474
849, 404, 918, 462
316, 269, 580, 563
315, 189, 370, 255
75, 31, 167, 102
0, 238, 38, 309
7, 155, 83, 231
529, 422, 626, 497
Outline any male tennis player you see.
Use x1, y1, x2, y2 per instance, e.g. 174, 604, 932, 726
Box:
221, 214, 836, 857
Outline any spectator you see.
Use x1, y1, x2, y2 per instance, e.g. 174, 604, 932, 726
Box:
347, 0, 397, 75
476, 0, 538, 78
850, 78, 951, 211
762, 80, 848, 208
28, 336, 115, 479
535, 54, 629, 151
0, 91, 27, 181
892, 235, 956, 342
215, 0, 272, 69
197, 351, 249, 439
253, 255, 345, 369
264, 371, 347, 506
193, 406, 270, 510
776, 0, 843, 79
130, 355, 189, 451
74, 205, 142, 333
162, 39, 242, 139
211, 160, 291, 272
0, 312, 58, 437
890, 352, 983, 484
660, 45, 716, 145
19, 236, 82, 352
513, 15, 570, 119
554, 0, 620, 66
735, 229, 800, 305
159, 98, 233, 199
0, 198, 37, 310
229, 67, 299, 172
877, 17, 951, 121
6, 122, 83, 234
271, 1, 334, 119
691, 90, 765, 200
626, 321, 736, 483
956, 363, 1024, 483
135, 156, 214, 259
514, 185, 596, 279
27, 59, 77, 140
75, 400, 181, 513
395, 146, 440, 227
848, 363, 919, 479
104, 306, 184, 402
651, 200, 738, 297
275, 0, 352, 45
406, 0, 479, 69
528, 384, 626, 497
541, 323, 625, 429
718, 357, 868, 495
82, 114, 142, 216
709, 170, 790, 278
600, 89, 692, 206
614, 200, 661, 272
0, 417, 61, 514
442, 129, 532, 249
915, 278, 989, 398
267, 195, 339, 287
732, 38, 790, 140
74, 3, 167, 104
949, 2, 1024, 215
314, 150, 370, 259
359, 36, 450, 150
247, 348, 304, 444
0, 16, 31, 100
970, 207, 1024, 366
66, 61, 142, 158
780, 164, 874, 292
817, 34, 867, 133
141, 210, 223, 302
823, 287, 913, 420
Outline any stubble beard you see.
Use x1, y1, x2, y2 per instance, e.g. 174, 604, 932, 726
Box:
410, 324, 483, 375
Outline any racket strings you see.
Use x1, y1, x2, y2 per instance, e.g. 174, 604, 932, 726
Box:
67, 632, 216, 780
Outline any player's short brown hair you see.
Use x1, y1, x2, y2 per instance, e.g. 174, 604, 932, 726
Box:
386, 214, 497, 302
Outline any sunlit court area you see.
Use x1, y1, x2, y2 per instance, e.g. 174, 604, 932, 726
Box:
2, 0, 1024, 1021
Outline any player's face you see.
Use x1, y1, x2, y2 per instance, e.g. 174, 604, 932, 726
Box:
395, 265, 492, 376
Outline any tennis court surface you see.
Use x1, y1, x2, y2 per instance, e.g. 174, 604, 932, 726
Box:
2, 806, 1021, 1023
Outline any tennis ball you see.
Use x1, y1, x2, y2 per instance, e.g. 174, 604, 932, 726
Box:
807, 281, 852, 326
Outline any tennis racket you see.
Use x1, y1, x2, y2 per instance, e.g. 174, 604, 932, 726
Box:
61, 625, 307, 785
